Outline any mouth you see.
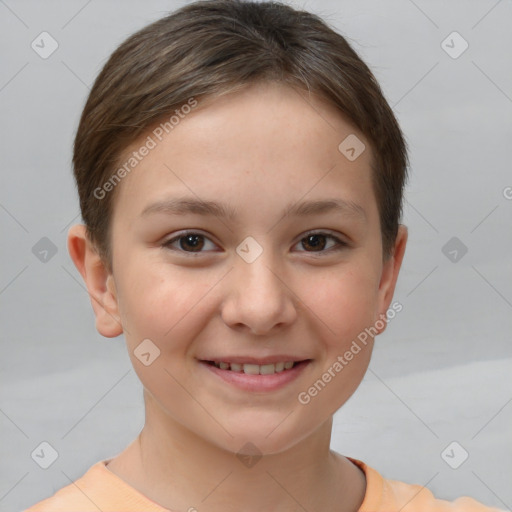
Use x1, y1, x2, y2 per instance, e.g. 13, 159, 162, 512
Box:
198, 358, 312, 392
200, 359, 309, 375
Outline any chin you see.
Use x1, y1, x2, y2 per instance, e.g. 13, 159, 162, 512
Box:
204, 419, 316, 458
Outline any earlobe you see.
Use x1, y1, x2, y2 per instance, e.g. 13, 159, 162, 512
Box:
375, 225, 408, 334
67, 224, 123, 338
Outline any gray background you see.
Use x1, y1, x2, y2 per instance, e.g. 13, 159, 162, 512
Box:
1, 0, 511, 510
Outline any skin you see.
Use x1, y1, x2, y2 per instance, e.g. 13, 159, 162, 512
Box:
68, 81, 407, 512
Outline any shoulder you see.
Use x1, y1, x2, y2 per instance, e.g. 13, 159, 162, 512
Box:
382, 476, 505, 512
23, 464, 101, 512
23, 459, 169, 512
347, 457, 506, 512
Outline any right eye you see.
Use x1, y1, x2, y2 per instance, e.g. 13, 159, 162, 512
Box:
162, 231, 218, 256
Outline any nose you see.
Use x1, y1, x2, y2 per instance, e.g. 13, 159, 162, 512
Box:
220, 250, 298, 336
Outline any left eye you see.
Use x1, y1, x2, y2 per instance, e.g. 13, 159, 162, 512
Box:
162, 231, 347, 256
296, 232, 347, 253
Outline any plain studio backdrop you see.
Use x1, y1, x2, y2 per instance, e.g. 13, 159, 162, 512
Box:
1, 1, 511, 511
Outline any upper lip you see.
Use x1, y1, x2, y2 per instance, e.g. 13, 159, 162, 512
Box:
199, 356, 311, 365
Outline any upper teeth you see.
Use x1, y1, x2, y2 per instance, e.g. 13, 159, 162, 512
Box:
214, 361, 295, 374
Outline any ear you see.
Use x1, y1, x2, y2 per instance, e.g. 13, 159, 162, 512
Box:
67, 224, 123, 338
375, 224, 408, 334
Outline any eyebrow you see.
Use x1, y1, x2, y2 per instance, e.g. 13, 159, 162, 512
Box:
140, 196, 366, 221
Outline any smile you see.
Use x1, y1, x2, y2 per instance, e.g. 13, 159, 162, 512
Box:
206, 360, 298, 374
199, 359, 312, 392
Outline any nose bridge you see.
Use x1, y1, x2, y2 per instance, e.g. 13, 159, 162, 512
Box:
222, 237, 296, 333
236, 238, 284, 300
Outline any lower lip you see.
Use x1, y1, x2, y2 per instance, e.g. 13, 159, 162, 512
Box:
198, 360, 311, 392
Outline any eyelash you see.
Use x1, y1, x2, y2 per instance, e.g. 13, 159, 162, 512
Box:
162, 230, 348, 257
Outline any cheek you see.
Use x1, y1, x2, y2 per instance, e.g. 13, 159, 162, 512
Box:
117, 263, 209, 393
292, 267, 379, 418
298, 263, 379, 345
115, 254, 201, 341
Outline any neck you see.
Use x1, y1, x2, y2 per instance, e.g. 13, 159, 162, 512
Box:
107, 393, 366, 512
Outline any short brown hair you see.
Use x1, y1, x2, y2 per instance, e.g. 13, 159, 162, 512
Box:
73, 0, 409, 272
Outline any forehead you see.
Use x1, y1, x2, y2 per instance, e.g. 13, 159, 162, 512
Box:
111, 81, 376, 223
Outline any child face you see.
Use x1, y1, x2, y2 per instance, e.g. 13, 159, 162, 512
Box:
87, 81, 406, 455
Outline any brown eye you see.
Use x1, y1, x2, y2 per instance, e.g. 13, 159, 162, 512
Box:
295, 232, 347, 254
301, 233, 328, 251
177, 234, 205, 252
162, 230, 347, 257
163, 232, 216, 255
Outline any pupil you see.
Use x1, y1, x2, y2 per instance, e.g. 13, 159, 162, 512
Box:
181, 234, 204, 251
304, 234, 325, 251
